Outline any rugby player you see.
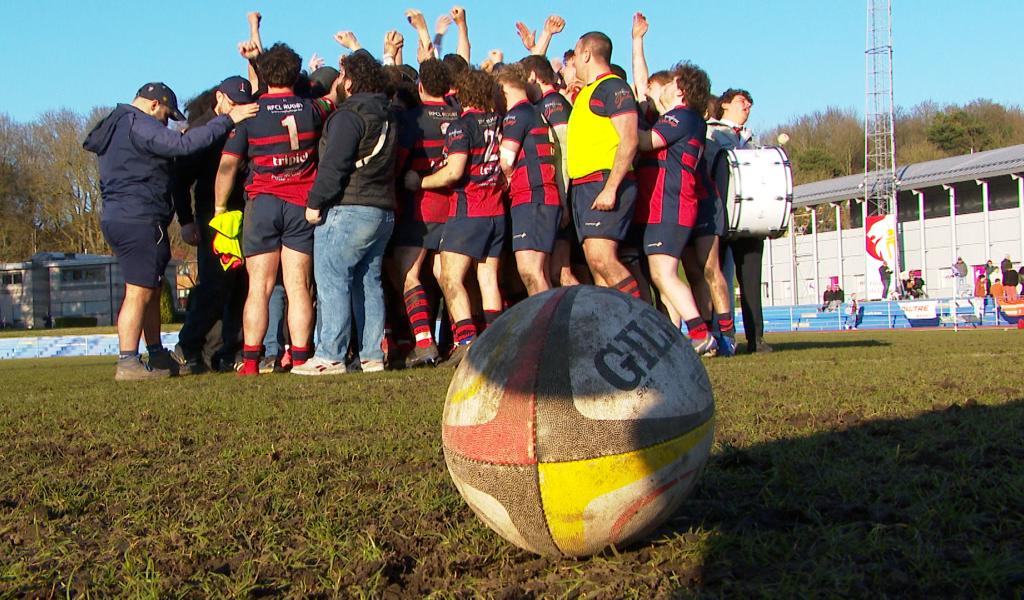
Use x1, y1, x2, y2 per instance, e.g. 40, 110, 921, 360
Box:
566, 32, 640, 298
404, 69, 504, 366
215, 43, 338, 376
496, 64, 561, 295
520, 54, 579, 287
635, 62, 718, 354
390, 58, 460, 367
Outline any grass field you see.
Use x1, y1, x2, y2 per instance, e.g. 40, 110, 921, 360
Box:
1, 329, 1022, 598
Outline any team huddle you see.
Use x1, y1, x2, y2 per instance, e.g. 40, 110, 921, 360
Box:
84, 8, 769, 381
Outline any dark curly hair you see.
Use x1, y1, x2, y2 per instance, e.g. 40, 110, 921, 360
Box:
184, 87, 217, 126
384, 65, 420, 109
256, 43, 302, 88
672, 62, 711, 117
519, 55, 556, 86
455, 69, 497, 112
418, 58, 452, 98
339, 50, 389, 95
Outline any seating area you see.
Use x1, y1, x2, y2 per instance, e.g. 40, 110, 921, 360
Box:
735, 297, 1021, 334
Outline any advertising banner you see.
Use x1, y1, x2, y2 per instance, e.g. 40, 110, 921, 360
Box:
865, 214, 897, 300
898, 300, 937, 320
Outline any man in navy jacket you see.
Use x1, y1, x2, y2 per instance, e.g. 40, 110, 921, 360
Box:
83, 82, 257, 381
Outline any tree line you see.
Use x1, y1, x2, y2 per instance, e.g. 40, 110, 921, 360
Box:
0, 99, 1022, 263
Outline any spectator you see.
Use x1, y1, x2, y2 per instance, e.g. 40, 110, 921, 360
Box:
845, 295, 859, 330
953, 257, 969, 297
991, 278, 1007, 304
1019, 266, 1024, 296
974, 274, 987, 298
985, 259, 997, 295
879, 260, 892, 299
1001, 255, 1013, 282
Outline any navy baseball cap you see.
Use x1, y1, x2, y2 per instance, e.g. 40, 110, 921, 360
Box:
136, 82, 186, 121
308, 67, 340, 97
218, 76, 255, 104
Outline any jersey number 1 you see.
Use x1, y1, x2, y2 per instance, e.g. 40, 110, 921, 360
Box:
280, 115, 300, 151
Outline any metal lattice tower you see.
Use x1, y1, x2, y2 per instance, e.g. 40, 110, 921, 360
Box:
864, 0, 897, 217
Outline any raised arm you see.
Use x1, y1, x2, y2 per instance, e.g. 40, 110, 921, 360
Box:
533, 15, 564, 56
247, 11, 263, 52
433, 14, 452, 57
631, 12, 650, 101
133, 107, 255, 159
334, 31, 363, 52
238, 41, 261, 91
384, 30, 405, 66
514, 22, 536, 54
406, 9, 434, 61
451, 6, 470, 63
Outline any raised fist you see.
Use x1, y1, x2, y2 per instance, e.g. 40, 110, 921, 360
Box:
238, 40, 260, 60
450, 6, 466, 26
334, 31, 361, 51
247, 11, 262, 28
405, 9, 428, 31
434, 14, 453, 36
544, 15, 565, 35
632, 12, 649, 39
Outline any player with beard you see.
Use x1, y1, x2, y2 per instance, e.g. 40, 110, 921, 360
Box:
404, 69, 504, 366
520, 54, 579, 287
215, 42, 338, 376
496, 65, 561, 295
390, 58, 460, 367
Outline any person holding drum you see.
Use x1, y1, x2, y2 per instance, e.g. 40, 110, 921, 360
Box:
705, 88, 774, 354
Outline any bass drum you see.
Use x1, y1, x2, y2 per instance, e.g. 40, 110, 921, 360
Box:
713, 146, 793, 239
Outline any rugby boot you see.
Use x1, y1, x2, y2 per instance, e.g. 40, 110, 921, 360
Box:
405, 342, 440, 368
115, 355, 171, 382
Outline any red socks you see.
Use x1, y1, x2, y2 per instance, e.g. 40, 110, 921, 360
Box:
454, 319, 477, 345
404, 286, 435, 349
291, 345, 310, 367
239, 344, 263, 376
685, 318, 708, 340
614, 276, 641, 299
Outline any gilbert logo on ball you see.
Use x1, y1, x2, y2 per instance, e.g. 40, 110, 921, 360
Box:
442, 286, 715, 557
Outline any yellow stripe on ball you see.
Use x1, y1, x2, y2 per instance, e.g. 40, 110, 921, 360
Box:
537, 418, 713, 556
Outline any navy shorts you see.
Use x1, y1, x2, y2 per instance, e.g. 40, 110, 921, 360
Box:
693, 194, 726, 239
243, 194, 315, 256
643, 223, 693, 258
511, 204, 560, 253
391, 217, 445, 251
439, 215, 506, 260
102, 220, 172, 288
570, 173, 637, 243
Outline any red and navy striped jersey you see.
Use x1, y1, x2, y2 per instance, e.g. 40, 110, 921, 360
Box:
396, 100, 461, 223
222, 91, 334, 207
635, 106, 706, 227
502, 100, 559, 207
537, 90, 571, 128
443, 109, 504, 218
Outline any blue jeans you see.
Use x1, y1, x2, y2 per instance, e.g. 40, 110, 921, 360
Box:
313, 205, 395, 362
263, 283, 286, 357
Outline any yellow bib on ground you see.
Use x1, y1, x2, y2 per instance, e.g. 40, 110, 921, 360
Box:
567, 73, 626, 180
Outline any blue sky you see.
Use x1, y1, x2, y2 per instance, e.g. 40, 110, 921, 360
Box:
0, 1, 1020, 131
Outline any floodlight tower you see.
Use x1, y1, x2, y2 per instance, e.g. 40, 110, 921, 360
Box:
864, 0, 900, 295
864, 0, 896, 217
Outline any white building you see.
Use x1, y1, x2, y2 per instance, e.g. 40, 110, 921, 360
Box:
0, 253, 178, 329
763, 144, 1024, 305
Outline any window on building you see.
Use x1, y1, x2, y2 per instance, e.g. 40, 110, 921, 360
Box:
61, 267, 105, 284
924, 186, 951, 219
896, 190, 920, 223
955, 184, 983, 214
850, 200, 864, 229
1, 273, 23, 286
989, 176, 1020, 211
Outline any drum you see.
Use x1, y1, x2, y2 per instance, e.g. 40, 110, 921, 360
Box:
713, 146, 793, 239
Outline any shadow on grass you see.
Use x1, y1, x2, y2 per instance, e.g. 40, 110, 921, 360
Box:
662, 398, 1024, 597
757, 339, 890, 352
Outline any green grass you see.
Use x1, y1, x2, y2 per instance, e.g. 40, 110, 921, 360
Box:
0, 324, 182, 339
1, 330, 1022, 597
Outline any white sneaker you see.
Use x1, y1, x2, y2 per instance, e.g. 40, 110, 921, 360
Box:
291, 356, 348, 376
359, 359, 385, 373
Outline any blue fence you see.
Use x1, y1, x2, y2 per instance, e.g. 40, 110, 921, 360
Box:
738, 297, 1021, 334
0, 332, 180, 360
0, 297, 1019, 360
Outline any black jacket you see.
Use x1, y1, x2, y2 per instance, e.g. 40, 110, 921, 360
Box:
83, 104, 234, 224
306, 93, 396, 211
